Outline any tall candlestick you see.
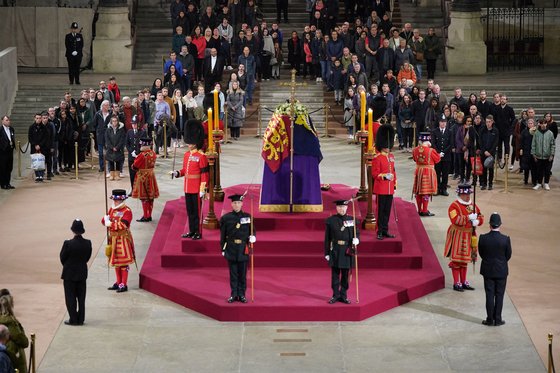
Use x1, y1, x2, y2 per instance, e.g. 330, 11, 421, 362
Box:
207, 108, 214, 152
360, 91, 366, 132
368, 109, 373, 152
213, 89, 219, 130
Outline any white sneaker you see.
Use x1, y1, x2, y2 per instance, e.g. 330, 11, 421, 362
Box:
119, 172, 125, 178
533, 184, 541, 190
106, 172, 111, 178
509, 165, 514, 171
544, 183, 550, 190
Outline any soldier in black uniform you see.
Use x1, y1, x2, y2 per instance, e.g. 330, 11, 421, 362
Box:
220, 194, 256, 303
324, 200, 360, 304
65, 22, 84, 85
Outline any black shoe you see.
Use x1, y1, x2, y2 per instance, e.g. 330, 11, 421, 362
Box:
0, 186, 7, 190
136, 217, 149, 222
64, 320, 77, 326
482, 319, 494, 326
339, 298, 351, 304
146, 217, 152, 222
488, 185, 493, 190
377, 233, 384, 240
239, 296, 248, 303
227, 296, 236, 303
494, 320, 505, 326
382, 232, 395, 238
418, 211, 425, 216
424, 211, 435, 217
462, 283, 475, 291
47, 175, 52, 180
116, 285, 128, 293
328, 297, 338, 304
55, 171, 60, 175
480, 185, 487, 190
453, 284, 464, 292
441, 190, 449, 196
192, 233, 202, 240
108, 283, 119, 290
181, 232, 194, 238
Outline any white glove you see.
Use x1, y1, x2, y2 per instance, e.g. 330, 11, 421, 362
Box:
352, 238, 359, 246
325, 255, 330, 261
468, 213, 477, 221
104, 215, 111, 227
131, 150, 137, 158
222, 251, 225, 256
440, 152, 445, 157
385, 173, 394, 181
199, 191, 206, 198
249, 235, 256, 244
471, 219, 480, 227
71, 51, 78, 56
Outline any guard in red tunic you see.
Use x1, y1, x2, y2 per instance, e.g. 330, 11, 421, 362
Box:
132, 137, 160, 222
172, 120, 209, 240
444, 183, 484, 292
103, 189, 136, 293
371, 124, 397, 240
412, 132, 441, 217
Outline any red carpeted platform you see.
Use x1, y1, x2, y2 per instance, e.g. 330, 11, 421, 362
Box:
139, 184, 444, 322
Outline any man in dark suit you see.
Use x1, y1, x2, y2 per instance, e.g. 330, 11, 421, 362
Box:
65, 22, 84, 85
125, 116, 145, 194
203, 48, 224, 93
431, 115, 453, 195
411, 90, 430, 134
0, 116, 16, 190
478, 213, 512, 327
60, 219, 92, 326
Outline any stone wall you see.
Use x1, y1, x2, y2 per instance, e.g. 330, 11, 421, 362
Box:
0, 7, 94, 68
0, 48, 18, 118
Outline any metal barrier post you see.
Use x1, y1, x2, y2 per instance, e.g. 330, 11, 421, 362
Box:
17, 140, 21, 178
73, 142, 79, 180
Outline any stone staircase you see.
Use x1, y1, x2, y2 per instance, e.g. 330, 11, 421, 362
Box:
442, 85, 560, 119
250, 77, 345, 136
133, 0, 173, 71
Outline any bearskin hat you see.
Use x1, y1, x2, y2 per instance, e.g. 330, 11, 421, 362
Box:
375, 124, 395, 151
184, 119, 205, 150
371, 96, 387, 121
203, 91, 222, 113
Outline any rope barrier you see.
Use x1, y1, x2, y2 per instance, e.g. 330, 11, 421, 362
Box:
18, 142, 30, 154
327, 105, 355, 125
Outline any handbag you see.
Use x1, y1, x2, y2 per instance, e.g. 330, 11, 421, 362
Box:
470, 156, 483, 175
270, 57, 278, 65
31, 153, 46, 171
483, 155, 495, 169
415, 51, 424, 62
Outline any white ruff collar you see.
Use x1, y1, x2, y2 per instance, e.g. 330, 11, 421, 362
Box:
113, 201, 126, 210
456, 197, 471, 205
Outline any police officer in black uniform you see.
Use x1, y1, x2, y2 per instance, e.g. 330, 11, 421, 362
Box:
65, 22, 84, 85
478, 213, 512, 326
60, 219, 92, 325
324, 200, 360, 304
220, 194, 256, 303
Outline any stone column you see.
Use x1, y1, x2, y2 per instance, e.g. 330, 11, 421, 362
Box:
92, 0, 132, 73
445, 0, 487, 75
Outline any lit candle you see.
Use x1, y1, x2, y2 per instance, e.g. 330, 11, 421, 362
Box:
368, 109, 373, 152
213, 89, 219, 131
360, 91, 366, 132
207, 108, 213, 152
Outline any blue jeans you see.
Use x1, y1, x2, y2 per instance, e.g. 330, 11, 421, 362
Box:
320, 60, 328, 81
98, 142, 105, 170
246, 75, 255, 103
415, 63, 423, 82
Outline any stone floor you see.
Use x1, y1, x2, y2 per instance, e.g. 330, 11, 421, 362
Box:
1, 70, 559, 372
